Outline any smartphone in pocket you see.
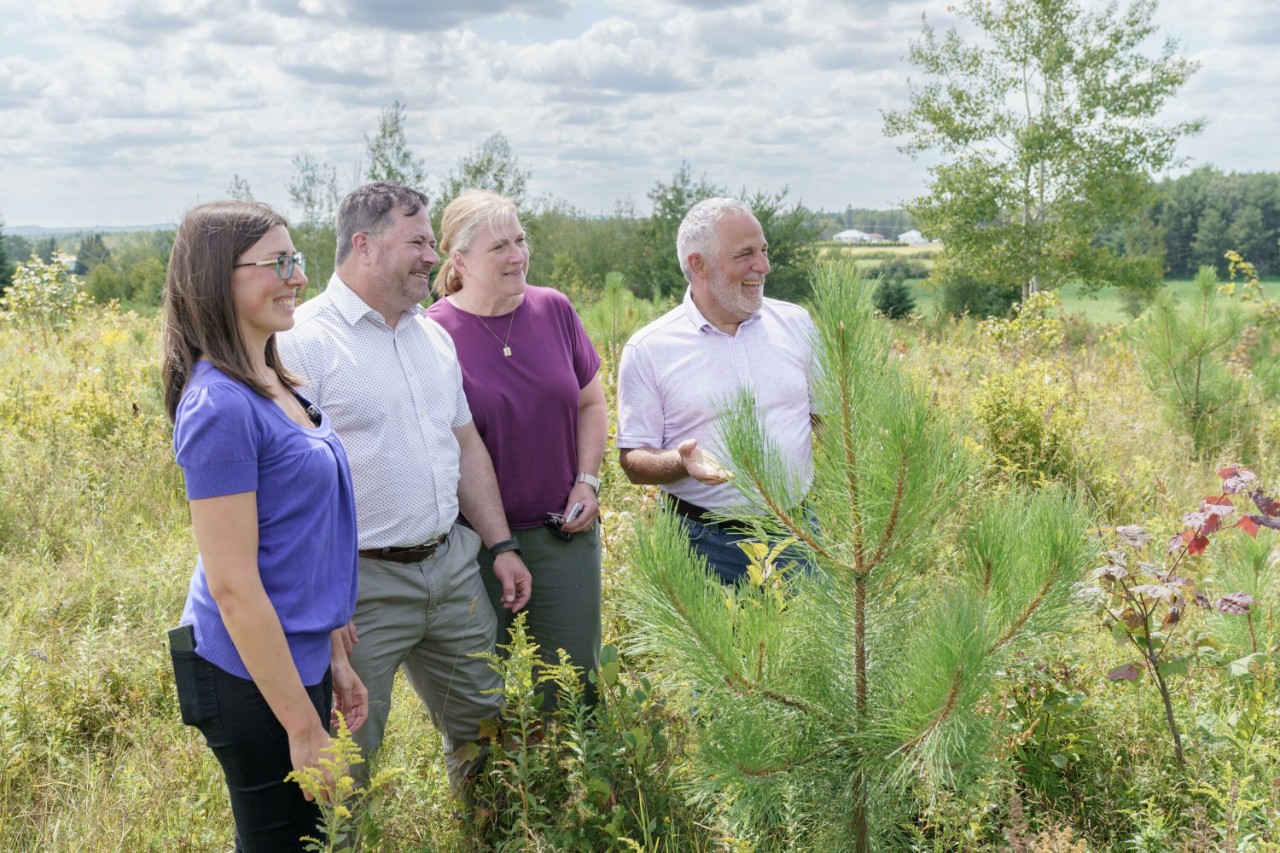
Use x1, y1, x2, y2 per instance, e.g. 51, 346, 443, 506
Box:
168, 623, 196, 653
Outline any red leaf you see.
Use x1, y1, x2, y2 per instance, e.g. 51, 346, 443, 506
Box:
1204, 495, 1234, 508
1107, 663, 1142, 682
1187, 534, 1210, 555
1202, 514, 1221, 536
1240, 516, 1260, 539
1218, 466, 1239, 480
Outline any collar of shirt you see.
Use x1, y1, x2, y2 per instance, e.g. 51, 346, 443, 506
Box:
327, 273, 424, 329
680, 287, 762, 336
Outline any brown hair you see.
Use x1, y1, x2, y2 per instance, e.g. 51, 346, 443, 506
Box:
335, 182, 430, 266
161, 200, 300, 422
433, 189, 522, 297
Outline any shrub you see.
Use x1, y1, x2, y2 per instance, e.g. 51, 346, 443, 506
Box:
940, 275, 1018, 318
0, 251, 89, 339
471, 615, 708, 852
972, 359, 1084, 483
874, 278, 917, 318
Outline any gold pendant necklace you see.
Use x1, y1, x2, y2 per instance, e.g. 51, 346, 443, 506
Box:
473, 300, 519, 357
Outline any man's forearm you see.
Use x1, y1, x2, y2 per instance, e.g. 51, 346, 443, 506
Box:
618, 447, 688, 485
457, 439, 514, 546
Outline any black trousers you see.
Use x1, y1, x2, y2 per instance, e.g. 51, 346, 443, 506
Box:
171, 647, 330, 852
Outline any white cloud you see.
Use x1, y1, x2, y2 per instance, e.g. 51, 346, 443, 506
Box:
0, 0, 1275, 227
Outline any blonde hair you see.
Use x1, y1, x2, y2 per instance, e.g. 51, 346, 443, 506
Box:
434, 189, 523, 297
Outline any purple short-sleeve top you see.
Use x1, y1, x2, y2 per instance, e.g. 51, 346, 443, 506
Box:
427, 286, 601, 529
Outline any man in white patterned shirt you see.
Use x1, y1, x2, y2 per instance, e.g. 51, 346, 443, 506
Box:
277, 182, 531, 792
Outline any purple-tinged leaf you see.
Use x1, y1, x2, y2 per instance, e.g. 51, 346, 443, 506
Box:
1116, 526, 1152, 547
1137, 561, 1162, 574
1249, 514, 1280, 531
1194, 593, 1211, 608
1131, 584, 1177, 602
1107, 663, 1142, 682
1249, 489, 1280, 517
1214, 593, 1256, 615
1162, 606, 1181, 626
1221, 468, 1257, 494
1092, 565, 1129, 583
1168, 535, 1185, 555
1183, 511, 1208, 529
1201, 501, 1235, 518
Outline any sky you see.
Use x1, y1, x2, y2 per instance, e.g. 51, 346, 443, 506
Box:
0, 0, 1276, 230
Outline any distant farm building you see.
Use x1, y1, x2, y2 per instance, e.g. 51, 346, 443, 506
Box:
898, 230, 928, 245
833, 229, 872, 243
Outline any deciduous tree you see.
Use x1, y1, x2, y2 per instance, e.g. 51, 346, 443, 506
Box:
364, 100, 428, 190
226, 174, 254, 201
884, 0, 1201, 301
432, 132, 531, 221
287, 154, 341, 290
75, 233, 111, 275
0, 215, 11, 297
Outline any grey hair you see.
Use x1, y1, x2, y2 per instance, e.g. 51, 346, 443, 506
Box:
335, 182, 430, 265
676, 197, 755, 282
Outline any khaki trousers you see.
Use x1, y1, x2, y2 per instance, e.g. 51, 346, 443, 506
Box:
349, 523, 501, 790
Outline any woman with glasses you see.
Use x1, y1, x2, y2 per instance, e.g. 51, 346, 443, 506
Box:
162, 200, 366, 851
427, 189, 606, 709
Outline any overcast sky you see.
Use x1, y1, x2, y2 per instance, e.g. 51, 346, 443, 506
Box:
0, 0, 1276, 229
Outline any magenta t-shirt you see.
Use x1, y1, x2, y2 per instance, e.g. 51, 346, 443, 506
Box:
427, 286, 601, 529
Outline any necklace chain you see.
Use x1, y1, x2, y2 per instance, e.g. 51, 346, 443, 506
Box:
471, 300, 519, 357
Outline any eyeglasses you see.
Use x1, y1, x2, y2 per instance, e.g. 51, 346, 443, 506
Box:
234, 252, 306, 281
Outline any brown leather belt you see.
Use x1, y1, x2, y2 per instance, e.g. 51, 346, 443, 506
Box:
359, 535, 444, 564
663, 494, 752, 533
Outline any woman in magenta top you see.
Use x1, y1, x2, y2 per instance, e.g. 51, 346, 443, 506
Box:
162, 200, 366, 851
427, 189, 606, 708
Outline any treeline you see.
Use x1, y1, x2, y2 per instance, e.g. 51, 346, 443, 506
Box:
5, 158, 1279, 310
812, 207, 916, 240
1143, 167, 1280, 278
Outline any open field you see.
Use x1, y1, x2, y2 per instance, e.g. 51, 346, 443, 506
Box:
2, 270, 1280, 850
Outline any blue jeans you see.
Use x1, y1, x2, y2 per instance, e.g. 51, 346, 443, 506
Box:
677, 514, 818, 585
170, 647, 330, 852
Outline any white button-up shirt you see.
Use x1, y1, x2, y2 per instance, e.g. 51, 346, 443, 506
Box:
617, 288, 818, 510
277, 274, 471, 549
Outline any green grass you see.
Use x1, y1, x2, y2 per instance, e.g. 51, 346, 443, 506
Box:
888, 276, 1280, 325
3, 295, 1280, 851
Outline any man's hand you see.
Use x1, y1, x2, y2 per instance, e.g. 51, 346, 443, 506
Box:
336, 620, 358, 658
331, 659, 369, 734
678, 439, 733, 485
493, 551, 532, 611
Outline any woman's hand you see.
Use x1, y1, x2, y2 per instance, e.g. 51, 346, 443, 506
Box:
288, 721, 337, 802
559, 481, 599, 534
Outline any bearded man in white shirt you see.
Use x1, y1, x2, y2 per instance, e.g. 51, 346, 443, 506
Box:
277, 182, 531, 792
616, 197, 819, 585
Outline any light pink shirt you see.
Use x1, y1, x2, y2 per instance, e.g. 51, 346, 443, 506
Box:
616, 288, 818, 510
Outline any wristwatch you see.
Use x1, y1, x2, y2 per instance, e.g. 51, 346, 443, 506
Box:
489, 537, 522, 558
576, 472, 601, 493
